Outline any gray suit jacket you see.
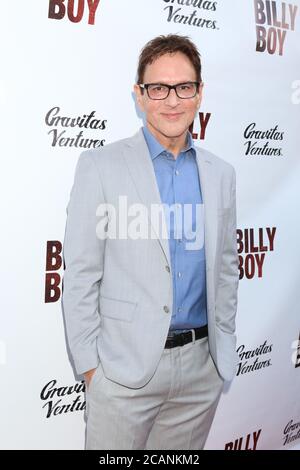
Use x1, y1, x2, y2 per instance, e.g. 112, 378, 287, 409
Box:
62, 128, 239, 387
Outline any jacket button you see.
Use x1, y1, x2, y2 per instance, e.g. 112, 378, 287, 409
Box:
163, 305, 170, 313
165, 265, 170, 272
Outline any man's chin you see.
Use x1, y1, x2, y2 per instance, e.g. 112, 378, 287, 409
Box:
159, 124, 189, 139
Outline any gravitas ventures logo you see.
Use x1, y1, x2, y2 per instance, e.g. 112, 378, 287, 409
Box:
45, 106, 107, 149
283, 419, 300, 446
236, 340, 273, 376
254, 0, 298, 56
243, 123, 284, 157
40, 379, 86, 418
161, 0, 219, 30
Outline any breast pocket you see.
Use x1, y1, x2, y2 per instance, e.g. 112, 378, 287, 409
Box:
99, 294, 137, 323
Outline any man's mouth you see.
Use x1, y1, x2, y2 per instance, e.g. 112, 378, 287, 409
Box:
161, 112, 183, 120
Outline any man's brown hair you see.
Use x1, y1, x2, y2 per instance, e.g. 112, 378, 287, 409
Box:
137, 34, 202, 84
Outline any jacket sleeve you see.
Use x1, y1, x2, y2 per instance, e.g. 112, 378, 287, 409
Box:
61, 151, 107, 375
215, 166, 239, 335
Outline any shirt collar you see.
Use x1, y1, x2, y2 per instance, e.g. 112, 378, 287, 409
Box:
142, 125, 195, 161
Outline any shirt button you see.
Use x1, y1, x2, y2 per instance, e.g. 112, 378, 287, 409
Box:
178, 272, 182, 278
175, 170, 179, 175
163, 305, 170, 313
165, 265, 170, 273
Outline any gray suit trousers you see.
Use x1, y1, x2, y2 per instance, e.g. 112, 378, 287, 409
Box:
86, 335, 223, 450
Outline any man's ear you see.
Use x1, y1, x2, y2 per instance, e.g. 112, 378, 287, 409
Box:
134, 84, 145, 112
196, 82, 204, 109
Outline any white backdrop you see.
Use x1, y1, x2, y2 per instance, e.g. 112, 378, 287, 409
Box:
1, 0, 300, 450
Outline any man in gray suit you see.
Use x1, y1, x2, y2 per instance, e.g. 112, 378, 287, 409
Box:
62, 34, 239, 450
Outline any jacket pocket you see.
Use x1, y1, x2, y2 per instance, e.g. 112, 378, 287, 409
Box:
99, 294, 137, 322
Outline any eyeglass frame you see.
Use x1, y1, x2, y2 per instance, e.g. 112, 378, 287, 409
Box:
139, 81, 202, 100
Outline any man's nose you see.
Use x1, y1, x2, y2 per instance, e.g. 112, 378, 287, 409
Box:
165, 88, 180, 106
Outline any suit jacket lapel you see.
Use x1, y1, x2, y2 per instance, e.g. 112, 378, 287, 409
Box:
122, 128, 171, 267
122, 129, 218, 279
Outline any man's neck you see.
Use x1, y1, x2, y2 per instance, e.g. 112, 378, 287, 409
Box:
146, 123, 189, 159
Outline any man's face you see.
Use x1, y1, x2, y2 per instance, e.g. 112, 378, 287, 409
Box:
134, 52, 203, 142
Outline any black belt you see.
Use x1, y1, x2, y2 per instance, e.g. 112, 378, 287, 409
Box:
165, 325, 208, 349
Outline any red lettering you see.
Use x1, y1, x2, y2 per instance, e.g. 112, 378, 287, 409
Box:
45, 273, 61, 303
48, 0, 65, 20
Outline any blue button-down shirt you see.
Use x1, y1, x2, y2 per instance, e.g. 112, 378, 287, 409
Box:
142, 126, 207, 332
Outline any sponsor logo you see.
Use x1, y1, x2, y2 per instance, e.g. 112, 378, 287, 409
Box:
45, 106, 107, 149
236, 340, 273, 376
161, 0, 219, 30
283, 419, 300, 446
225, 429, 262, 450
48, 0, 100, 25
40, 379, 85, 418
237, 227, 276, 280
45, 241, 62, 303
243, 123, 284, 157
254, 0, 298, 55
189, 112, 211, 140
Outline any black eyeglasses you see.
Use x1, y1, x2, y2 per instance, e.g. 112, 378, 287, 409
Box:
139, 81, 201, 100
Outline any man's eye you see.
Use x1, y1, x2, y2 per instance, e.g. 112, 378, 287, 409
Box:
152, 86, 164, 92
179, 84, 191, 91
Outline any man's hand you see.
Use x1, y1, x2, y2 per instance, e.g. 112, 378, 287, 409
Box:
84, 368, 97, 388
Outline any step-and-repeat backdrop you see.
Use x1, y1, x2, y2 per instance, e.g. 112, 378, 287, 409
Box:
1, 0, 299, 450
